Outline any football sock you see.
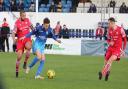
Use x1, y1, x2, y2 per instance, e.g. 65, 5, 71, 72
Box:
29, 57, 39, 68
102, 63, 111, 76
16, 59, 20, 73
24, 51, 30, 64
36, 60, 44, 76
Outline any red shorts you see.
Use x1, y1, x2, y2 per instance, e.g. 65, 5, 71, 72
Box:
16, 38, 32, 52
105, 47, 121, 61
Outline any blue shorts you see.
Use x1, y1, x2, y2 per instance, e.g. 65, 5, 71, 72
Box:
32, 38, 45, 54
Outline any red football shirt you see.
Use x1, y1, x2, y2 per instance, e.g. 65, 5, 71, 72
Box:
107, 25, 126, 49
13, 18, 31, 38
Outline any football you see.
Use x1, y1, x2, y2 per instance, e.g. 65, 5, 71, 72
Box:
47, 70, 55, 79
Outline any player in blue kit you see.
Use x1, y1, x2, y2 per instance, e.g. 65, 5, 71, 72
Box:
20, 18, 61, 79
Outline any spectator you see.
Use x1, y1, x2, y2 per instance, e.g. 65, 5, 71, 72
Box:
11, 0, 17, 11
88, 2, 97, 13
29, 1, 35, 12
0, 0, 3, 11
54, 21, 62, 38
109, 0, 116, 13
1, 18, 10, 52
18, 0, 24, 11
95, 24, 104, 40
109, 0, 116, 7
57, 1, 62, 12
119, 2, 127, 13
43, 0, 49, 5
53, 0, 60, 5
72, 0, 79, 12
125, 6, 128, 13
61, 25, 69, 39
49, 1, 56, 12
39, 0, 43, 6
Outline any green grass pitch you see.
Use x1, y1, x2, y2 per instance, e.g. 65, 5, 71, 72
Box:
0, 52, 128, 89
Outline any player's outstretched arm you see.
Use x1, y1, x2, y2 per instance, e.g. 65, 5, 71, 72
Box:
20, 29, 36, 40
50, 29, 61, 43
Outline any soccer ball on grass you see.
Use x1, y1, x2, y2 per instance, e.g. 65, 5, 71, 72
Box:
47, 70, 55, 79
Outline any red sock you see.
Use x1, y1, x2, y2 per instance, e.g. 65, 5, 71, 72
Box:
24, 51, 30, 64
102, 63, 110, 76
16, 60, 20, 72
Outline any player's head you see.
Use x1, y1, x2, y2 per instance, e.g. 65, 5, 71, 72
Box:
57, 21, 60, 24
20, 10, 26, 21
43, 18, 50, 30
108, 17, 116, 29
3, 18, 6, 22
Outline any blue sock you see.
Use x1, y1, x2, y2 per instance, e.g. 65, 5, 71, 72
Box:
29, 57, 38, 68
36, 60, 45, 76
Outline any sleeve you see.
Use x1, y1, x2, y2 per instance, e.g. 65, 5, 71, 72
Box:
26, 28, 37, 38
121, 28, 127, 50
27, 18, 34, 30
50, 28, 57, 40
121, 28, 126, 38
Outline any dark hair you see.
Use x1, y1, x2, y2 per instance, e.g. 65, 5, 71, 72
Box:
43, 18, 50, 24
3, 18, 6, 21
108, 17, 116, 22
20, 10, 25, 15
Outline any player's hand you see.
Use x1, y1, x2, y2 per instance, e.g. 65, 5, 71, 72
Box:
56, 40, 61, 43
20, 36, 25, 40
109, 41, 114, 46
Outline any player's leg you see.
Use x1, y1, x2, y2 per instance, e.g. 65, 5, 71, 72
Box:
25, 50, 40, 74
102, 55, 117, 81
15, 39, 24, 77
99, 49, 111, 80
35, 43, 45, 79
35, 54, 45, 80
16, 50, 23, 77
99, 59, 108, 80
23, 40, 32, 69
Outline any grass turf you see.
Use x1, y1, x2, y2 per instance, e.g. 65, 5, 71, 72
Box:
0, 52, 128, 89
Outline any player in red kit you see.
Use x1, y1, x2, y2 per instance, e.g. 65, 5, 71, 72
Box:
98, 17, 127, 81
12, 11, 33, 78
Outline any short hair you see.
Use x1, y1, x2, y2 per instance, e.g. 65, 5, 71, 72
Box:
3, 18, 6, 21
20, 10, 25, 15
43, 18, 50, 24
108, 17, 116, 22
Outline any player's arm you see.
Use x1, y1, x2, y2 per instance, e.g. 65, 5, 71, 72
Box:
121, 28, 127, 50
50, 29, 61, 43
12, 25, 17, 44
28, 18, 34, 31
20, 28, 37, 40
30, 24, 34, 31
